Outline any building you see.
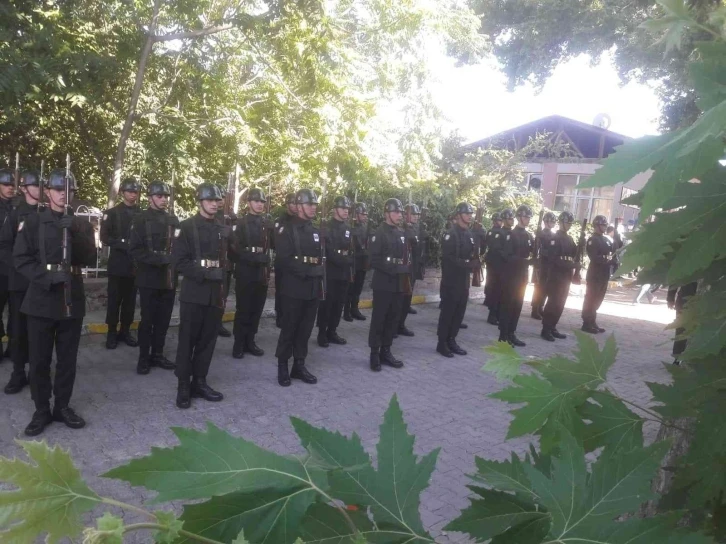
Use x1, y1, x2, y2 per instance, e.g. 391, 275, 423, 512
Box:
466, 115, 647, 224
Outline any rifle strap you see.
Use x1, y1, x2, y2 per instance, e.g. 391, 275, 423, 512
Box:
39, 218, 47, 270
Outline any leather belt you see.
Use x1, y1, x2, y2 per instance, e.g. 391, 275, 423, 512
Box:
245, 247, 265, 253
199, 259, 221, 268
46, 264, 82, 275
335, 249, 349, 255
559, 256, 574, 262
386, 257, 403, 264
294, 256, 320, 264
151, 250, 170, 255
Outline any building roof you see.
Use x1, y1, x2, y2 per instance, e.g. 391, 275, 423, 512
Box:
465, 115, 632, 160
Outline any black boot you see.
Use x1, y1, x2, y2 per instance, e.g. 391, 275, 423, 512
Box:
448, 338, 467, 355
291, 359, 317, 384
380, 347, 403, 368
176, 379, 191, 409
105, 330, 118, 350
245, 336, 265, 356
397, 326, 415, 337
137, 355, 151, 375
541, 328, 555, 342
218, 324, 232, 337
52, 406, 86, 429
3, 340, 11, 359
278, 360, 291, 386
487, 313, 499, 326
594, 323, 606, 333
117, 328, 138, 347
350, 305, 367, 321
581, 322, 600, 334
276, 316, 283, 328
436, 341, 454, 358
24, 408, 53, 436
327, 330, 347, 345
150, 353, 176, 370
531, 310, 542, 320
233, 335, 245, 358
370, 350, 382, 371
498, 333, 511, 345
343, 302, 353, 322
551, 329, 567, 339
4, 371, 28, 394
509, 334, 526, 347
459, 323, 468, 329
191, 377, 224, 402
408, 306, 417, 315
317, 330, 329, 348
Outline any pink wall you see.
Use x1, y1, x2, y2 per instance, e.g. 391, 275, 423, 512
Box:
540, 162, 559, 209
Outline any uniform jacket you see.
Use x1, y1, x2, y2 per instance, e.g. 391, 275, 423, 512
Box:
351, 220, 370, 272
129, 208, 179, 290
441, 224, 477, 292
585, 233, 614, 284
472, 223, 487, 255
13, 208, 96, 319
484, 227, 504, 266
543, 229, 577, 280
501, 225, 534, 282
173, 213, 233, 306
0, 197, 14, 276
100, 203, 139, 277
273, 212, 295, 264
274, 215, 323, 300
233, 213, 271, 284
404, 223, 427, 281
0, 200, 37, 292
322, 218, 353, 282
370, 222, 409, 293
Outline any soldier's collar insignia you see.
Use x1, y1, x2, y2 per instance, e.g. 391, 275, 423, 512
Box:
444, 234, 450, 240
174, 228, 181, 237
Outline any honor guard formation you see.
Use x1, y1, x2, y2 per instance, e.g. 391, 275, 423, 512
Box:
0, 160, 626, 437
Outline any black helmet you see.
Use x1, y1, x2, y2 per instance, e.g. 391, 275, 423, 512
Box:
455, 202, 474, 215
593, 215, 608, 226
285, 192, 297, 206
354, 202, 368, 215
558, 211, 574, 224
0, 168, 14, 186
148, 180, 171, 196
120, 177, 141, 193
405, 203, 421, 215
197, 183, 223, 201
491, 212, 501, 222
247, 187, 267, 202
333, 195, 352, 209
296, 188, 319, 205
384, 198, 404, 212
543, 211, 557, 222
500, 209, 514, 220
516, 205, 533, 218
20, 170, 42, 187
47, 169, 78, 190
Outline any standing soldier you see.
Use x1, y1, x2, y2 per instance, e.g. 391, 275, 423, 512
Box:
530, 211, 557, 319
1, 170, 41, 394
129, 180, 178, 375
274, 189, 323, 387
14, 169, 96, 436
344, 202, 370, 321
437, 202, 479, 357
367, 198, 408, 372
582, 215, 614, 333
397, 203, 422, 337
540, 212, 577, 341
483, 211, 504, 323
316, 195, 353, 347
172, 183, 231, 408
0, 168, 16, 358
100, 177, 140, 349
274, 193, 297, 328
498, 205, 534, 347
232, 188, 270, 359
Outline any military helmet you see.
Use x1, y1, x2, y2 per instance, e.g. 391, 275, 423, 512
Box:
333, 195, 352, 209
285, 192, 297, 206
558, 211, 575, 224
491, 211, 501, 222
148, 180, 171, 196
354, 202, 368, 215
47, 169, 78, 191
296, 188, 319, 205
0, 168, 14, 186
593, 214, 608, 226
120, 177, 141, 193
196, 183, 223, 201
384, 198, 404, 212
247, 187, 267, 202
500, 208, 514, 220
455, 202, 474, 215
543, 211, 557, 222
516, 205, 533, 218
20, 170, 42, 187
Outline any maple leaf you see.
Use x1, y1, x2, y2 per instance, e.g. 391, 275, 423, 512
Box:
482, 341, 529, 381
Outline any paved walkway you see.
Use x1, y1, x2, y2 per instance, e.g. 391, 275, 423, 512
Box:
0, 285, 676, 543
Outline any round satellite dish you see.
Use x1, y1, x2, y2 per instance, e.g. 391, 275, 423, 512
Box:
593, 113, 612, 130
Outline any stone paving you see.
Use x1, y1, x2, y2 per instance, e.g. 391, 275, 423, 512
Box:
0, 285, 677, 543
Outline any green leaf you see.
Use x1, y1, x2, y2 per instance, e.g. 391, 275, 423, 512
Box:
88, 512, 124, 544
578, 390, 644, 453
154, 510, 183, 543
231, 529, 251, 544
0, 440, 100, 544
291, 417, 371, 473
471, 453, 536, 500
490, 516, 550, 543
299, 503, 382, 544
482, 341, 529, 381
690, 42, 726, 111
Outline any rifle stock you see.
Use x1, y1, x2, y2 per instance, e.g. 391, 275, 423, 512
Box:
572, 219, 588, 285
319, 181, 327, 301
262, 176, 273, 286
61, 154, 72, 318
164, 180, 175, 290
472, 203, 484, 287
531, 209, 544, 285
13, 152, 20, 194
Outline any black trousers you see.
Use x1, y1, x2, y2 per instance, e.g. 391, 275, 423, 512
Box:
542, 269, 571, 330
399, 278, 417, 329
438, 287, 468, 341
9, 290, 29, 378
175, 302, 223, 381
317, 278, 348, 334
0, 274, 9, 339
531, 266, 549, 315
484, 264, 502, 318
138, 287, 175, 358
106, 275, 137, 331
368, 290, 403, 349
673, 309, 687, 357
582, 280, 608, 325
275, 296, 319, 360
27, 315, 83, 410
233, 279, 268, 340
274, 266, 283, 320
347, 269, 366, 306
499, 273, 528, 337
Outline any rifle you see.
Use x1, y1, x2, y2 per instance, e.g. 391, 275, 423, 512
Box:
572, 219, 588, 285
39, 160, 45, 211
164, 175, 175, 290
419, 197, 428, 278
531, 209, 544, 285
611, 218, 622, 276
319, 178, 328, 300
401, 204, 412, 295
216, 174, 233, 308
472, 201, 484, 287
348, 190, 355, 283
61, 154, 73, 318
262, 176, 273, 286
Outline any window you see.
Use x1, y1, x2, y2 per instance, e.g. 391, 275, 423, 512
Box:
554, 174, 614, 222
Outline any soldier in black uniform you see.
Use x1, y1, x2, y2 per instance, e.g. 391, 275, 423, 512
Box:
344, 202, 370, 322
0, 168, 16, 358
530, 211, 557, 320
100, 177, 140, 349
1, 170, 41, 394
172, 183, 230, 408
232, 187, 271, 359
274, 189, 323, 386
129, 180, 178, 374
367, 198, 408, 372
14, 169, 96, 436
397, 203, 422, 337
437, 202, 479, 358
582, 215, 614, 334
540, 212, 577, 342
497, 205, 534, 347
274, 193, 297, 328
483, 211, 504, 322
316, 195, 353, 348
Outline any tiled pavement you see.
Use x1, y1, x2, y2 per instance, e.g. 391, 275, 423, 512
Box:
0, 285, 676, 543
